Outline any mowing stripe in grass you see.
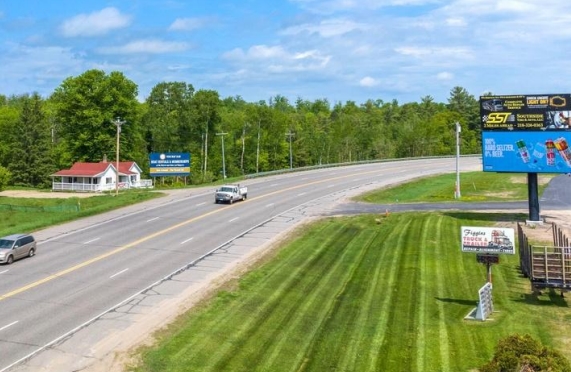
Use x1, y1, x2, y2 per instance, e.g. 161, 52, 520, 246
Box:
294, 226, 385, 371
254, 223, 379, 371
369, 215, 413, 371
160, 222, 340, 367
336, 226, 395, 372
415, 213, 436, 372
178, 222, 360, 371
218, 224, 363, 371
376, 215, 428, 372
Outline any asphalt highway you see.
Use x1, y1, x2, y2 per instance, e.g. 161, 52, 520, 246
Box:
0, 156, 501, 371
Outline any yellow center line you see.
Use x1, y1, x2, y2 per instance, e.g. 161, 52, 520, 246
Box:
0, 167, 397, 301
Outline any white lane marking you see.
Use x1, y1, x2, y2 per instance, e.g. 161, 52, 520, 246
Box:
83, 238, 100, 245
229, 217, 240, 222
301, 177, 308, 180
298, 192, 307, 196
266, 203, 275, 207
110, 268, 129, 279
270, 183, 279, 186
0, 270, 8, 274
0, 321, 18, 332
196, 202, 206, 206
180, 237, 194, 245
327, 184, 335, 188
147, 217, 159, 222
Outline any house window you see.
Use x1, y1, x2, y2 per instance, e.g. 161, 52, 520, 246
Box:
93, 178, 99, 184
106, 177, 112, 184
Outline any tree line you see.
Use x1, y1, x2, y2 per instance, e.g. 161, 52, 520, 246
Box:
0, 69, 484, 189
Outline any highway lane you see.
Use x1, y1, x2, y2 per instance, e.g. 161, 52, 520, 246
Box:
0, 157, 481, 371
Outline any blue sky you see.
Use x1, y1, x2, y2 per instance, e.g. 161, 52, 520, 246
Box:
1, 0, 570, 105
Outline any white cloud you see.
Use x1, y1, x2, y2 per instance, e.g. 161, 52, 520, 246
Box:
359, 76, 379, 87
445, 17, 466, 27
436, 71, 453, 80
282, 18, 368, 37
60, 7, 131, 37
394, 46, 473, 59
97, 39, 190, 54
223, 45, 288, 60
290, 0, 438, 13
223, 44, 331, 74
168, 17, 211, 31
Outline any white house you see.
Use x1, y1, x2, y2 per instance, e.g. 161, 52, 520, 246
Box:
51, 161, 153, 192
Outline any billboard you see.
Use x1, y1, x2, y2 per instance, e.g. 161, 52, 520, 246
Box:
461, 226, 516, 255
482, 132, 571, 172
480, 94, 571, 131
480, 94, 571, 173
149, 152, 191, 176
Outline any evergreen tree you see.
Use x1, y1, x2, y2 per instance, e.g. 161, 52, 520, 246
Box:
7, 93, 54, 187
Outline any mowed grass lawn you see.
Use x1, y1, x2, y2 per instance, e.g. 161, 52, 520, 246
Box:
132, 212, 571, 372
356, 172, 555, 203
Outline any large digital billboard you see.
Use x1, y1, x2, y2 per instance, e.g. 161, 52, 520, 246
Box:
480, 94, 571, 131
482, 132, 571, 172
149, 152, 191, 176
480, 94, 571, 173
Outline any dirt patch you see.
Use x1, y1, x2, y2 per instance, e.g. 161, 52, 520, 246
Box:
0, 190, 100, 198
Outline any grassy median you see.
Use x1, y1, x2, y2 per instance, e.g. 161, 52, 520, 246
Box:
356, 172, 555, 203
131, 211, 571, 372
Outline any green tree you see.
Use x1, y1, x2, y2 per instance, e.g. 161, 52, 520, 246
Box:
6, 93, 54, 187
447, 86, 480, 132
143, 81, 195, 153
50, 69, 140, 165
190, 90, 221, 182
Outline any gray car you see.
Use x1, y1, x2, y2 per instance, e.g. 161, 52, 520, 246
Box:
0, 234, 36, 264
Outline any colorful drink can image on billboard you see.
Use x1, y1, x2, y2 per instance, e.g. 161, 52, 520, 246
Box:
545, 139, 556, 166
554, 137, 571, 166
516, 140, 530, 163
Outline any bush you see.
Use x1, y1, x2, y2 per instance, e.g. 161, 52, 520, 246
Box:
0, 166, 11, 191
480, 334, 571, 372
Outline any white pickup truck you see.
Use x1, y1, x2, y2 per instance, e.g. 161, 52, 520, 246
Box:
215, 184, 248, 204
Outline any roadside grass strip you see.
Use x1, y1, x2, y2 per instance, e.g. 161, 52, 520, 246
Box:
133, 212, 571, 372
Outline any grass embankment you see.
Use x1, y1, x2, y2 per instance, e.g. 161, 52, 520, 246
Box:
357, 172, 555, 203
0, 190, 163, 236
132, 212, 571, 372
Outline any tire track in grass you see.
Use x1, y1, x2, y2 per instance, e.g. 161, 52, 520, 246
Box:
205, 222, 361, 371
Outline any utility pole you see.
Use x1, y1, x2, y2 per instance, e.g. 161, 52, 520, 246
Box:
455, 121, 461, 199
217, 132, 228, 179
113, 117, 126, 196
256, 119, 261, 173
286, 130, 294, 170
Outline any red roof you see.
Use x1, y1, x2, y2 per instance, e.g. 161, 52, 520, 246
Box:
51, 161, 138, 177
